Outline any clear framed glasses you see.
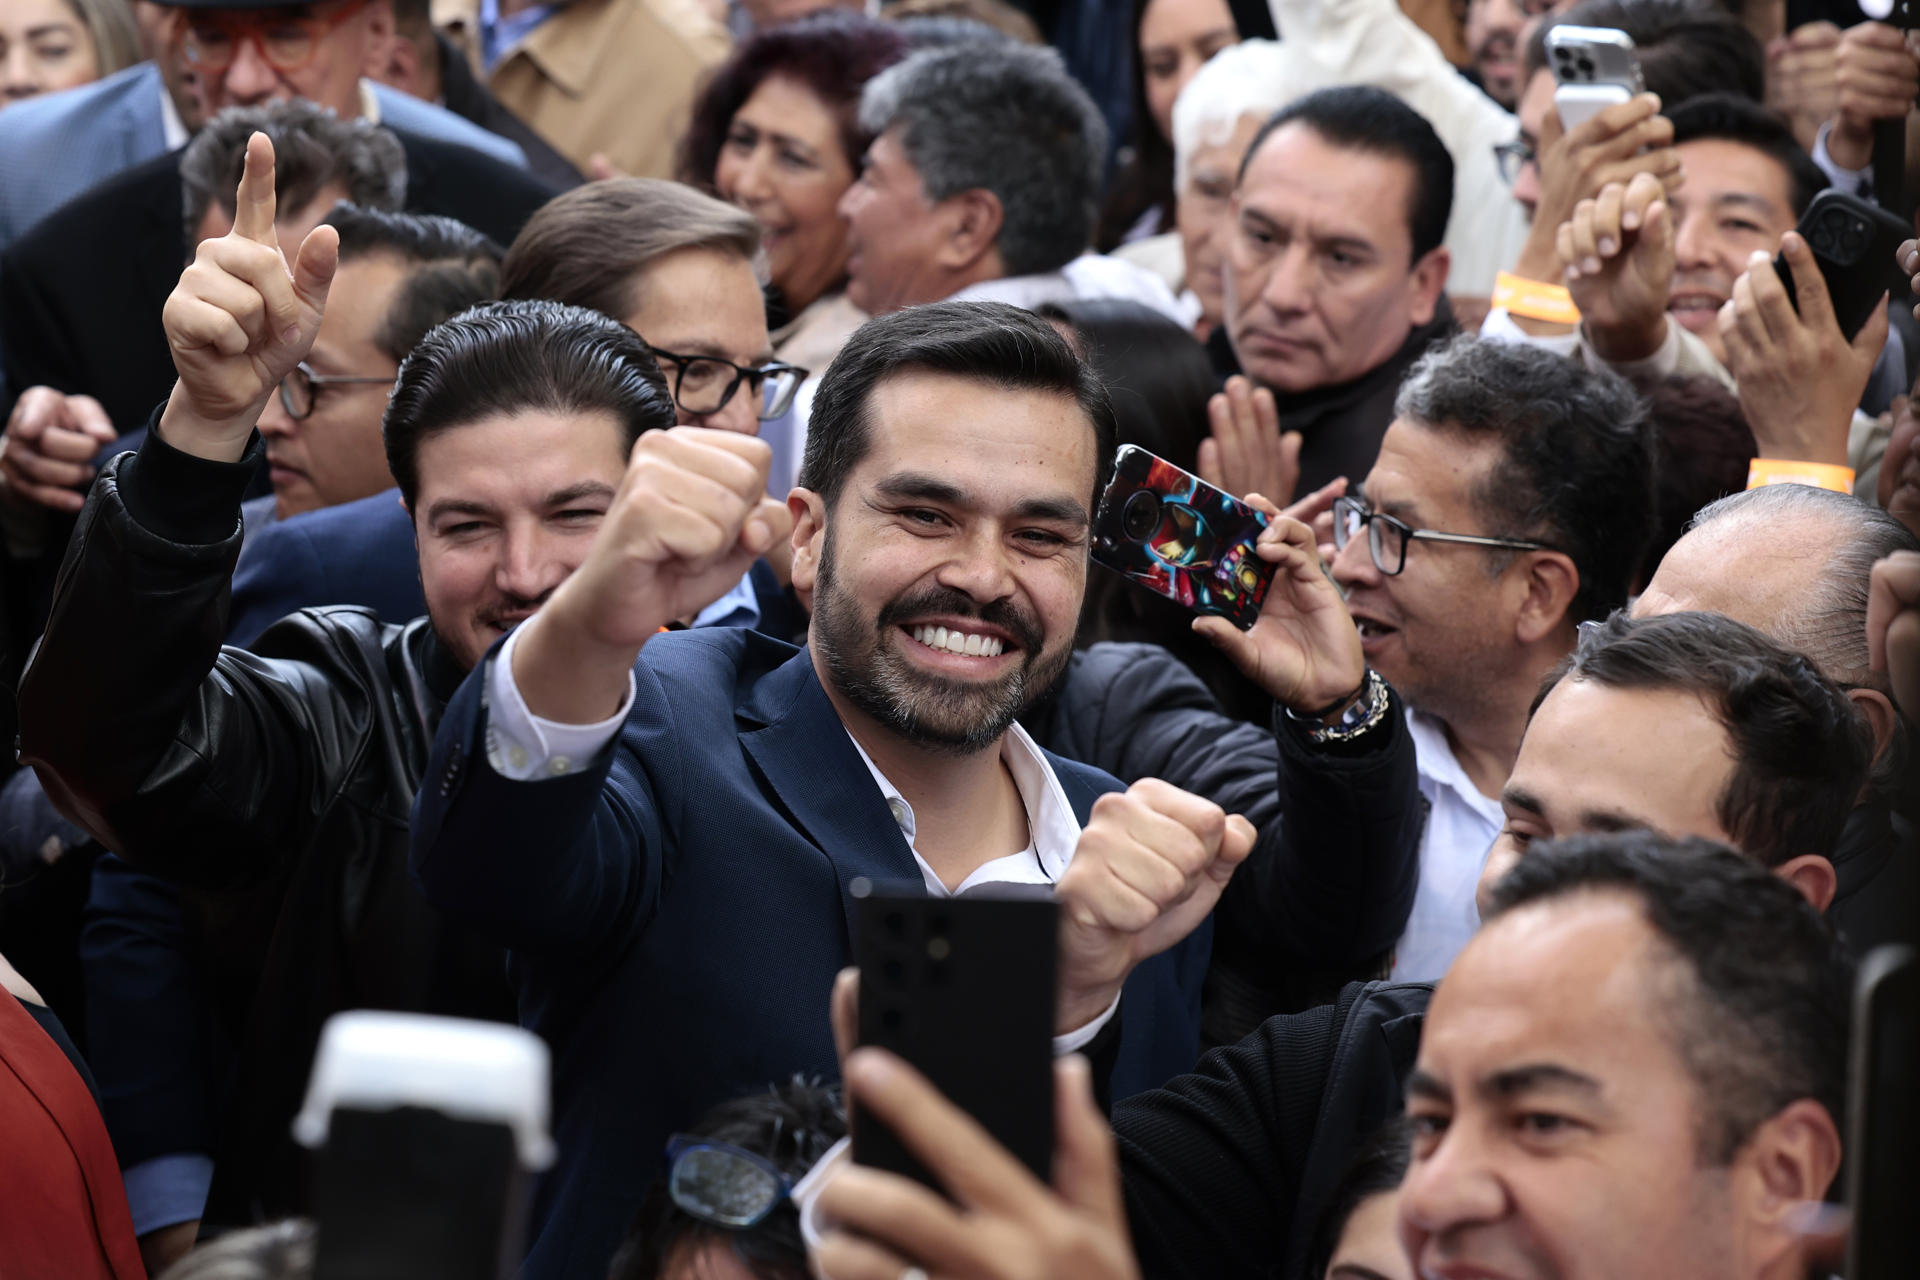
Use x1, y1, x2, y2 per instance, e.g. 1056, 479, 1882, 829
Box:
181, 0, 370, 74
277, 361, 394, 420
1492, 138, 1537, 186
650, 348, 809, 421
664, 1135, 793, 1228
1332, 495, 1555, 577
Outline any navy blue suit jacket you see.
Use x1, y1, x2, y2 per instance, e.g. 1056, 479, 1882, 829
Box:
411, 627, 1211, 1280
228, 490, 423, 649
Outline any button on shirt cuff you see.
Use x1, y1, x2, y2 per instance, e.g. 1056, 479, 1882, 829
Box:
483, 625, 635, 780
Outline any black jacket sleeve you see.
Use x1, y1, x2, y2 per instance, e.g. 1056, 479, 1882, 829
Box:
1038, 644, 1424, 988
17, 428, 364, 889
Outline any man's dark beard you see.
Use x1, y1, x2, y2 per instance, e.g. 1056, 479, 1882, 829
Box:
812, 529, 1072, 757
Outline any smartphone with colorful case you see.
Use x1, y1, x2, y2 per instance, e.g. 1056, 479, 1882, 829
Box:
1090, 445, 1274, 631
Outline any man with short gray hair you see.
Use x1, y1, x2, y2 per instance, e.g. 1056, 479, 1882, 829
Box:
837, 42, 1183, 322
179, 101, 408, 245
1635, 482, 1920, 950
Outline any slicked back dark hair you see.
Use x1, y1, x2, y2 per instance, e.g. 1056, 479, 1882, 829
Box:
798, 300, 1116, 511
320, 202, 504, 366
1241, 85, 1454, 263
383, 300, 673, 509
1524, 0, 1766, 105
677, 13, 909, 192
1486, 831, 1852, 1166
1396, 334, 1655, 623
1534, 611, 1871, 867
1667, 93, 1827, 216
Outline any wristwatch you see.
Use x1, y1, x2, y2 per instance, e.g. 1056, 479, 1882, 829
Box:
1284, 668, 1390, 746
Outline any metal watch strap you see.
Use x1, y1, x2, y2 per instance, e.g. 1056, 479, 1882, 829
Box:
1285, 668, 1389, 745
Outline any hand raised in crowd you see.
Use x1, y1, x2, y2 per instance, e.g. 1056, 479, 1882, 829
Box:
1719, 235, 1886, 468
1558, 170, 1675, 362
159, 131, 337, 461
1880, 392, 1920, 538
1826, 21, 1920, 172
813, 1046, 1141, 1280
0, 388, 118, 514
1198, 375, 1300, 508
1054, 779, 1255, 1032
1282, 475, 1347, 565
1191, 501, 1368, 716
1766, 20, 1842, 151
510, 427, 792, 724
1867, 549, 1920, 719
1512, 93, 1683, 294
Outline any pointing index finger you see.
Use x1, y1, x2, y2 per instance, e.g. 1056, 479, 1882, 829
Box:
233, 131, 280, 250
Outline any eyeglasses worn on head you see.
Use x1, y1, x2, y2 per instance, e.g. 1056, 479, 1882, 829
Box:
1332, 495, 1555, 577
181, 0, 371, 73
277, 361, 394, 420
664, 1135, 794, 1228
649, 348, 809, 421
1492, 138, 1536, 186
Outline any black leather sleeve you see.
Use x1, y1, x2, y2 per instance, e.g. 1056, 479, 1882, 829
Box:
17, 440, 365, 889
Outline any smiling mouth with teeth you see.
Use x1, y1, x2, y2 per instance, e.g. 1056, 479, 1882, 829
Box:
907, 624, 1006, 658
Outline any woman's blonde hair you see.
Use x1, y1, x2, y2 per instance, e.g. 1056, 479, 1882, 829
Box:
56, 0, 142, 78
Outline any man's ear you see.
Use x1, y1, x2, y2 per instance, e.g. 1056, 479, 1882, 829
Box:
1774, 853, 1838, 915
788, 486, 828, 610
1733, 1098, 1845, 1276
1513, 550, 1579, 646
1407, 245, 1451, 328
934, 189, 1006, 274
1845, 686, 1898, 779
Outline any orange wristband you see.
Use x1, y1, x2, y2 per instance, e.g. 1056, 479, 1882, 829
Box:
1493, 271, 1581, 325
1746, 459, 1856, 493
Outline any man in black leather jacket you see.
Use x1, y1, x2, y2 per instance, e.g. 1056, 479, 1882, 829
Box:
17, 147, 681, 1247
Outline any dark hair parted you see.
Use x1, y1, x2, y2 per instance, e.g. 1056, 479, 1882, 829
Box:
320, 203, 504, 366
1666, 93, 1827, 216
1524, 0, 1765, 106
383, 301, 673, 509
607, 1080, 845, 1280
1242, 85, 1454, 263
1537, 611, 1872, 867
1485, 831, 1852, 1166
1396, 335, 1655, 623
1303, 1120, 1413, 1280
677, 13, 909, 192
798, 300, 1116, 510
858, 43, 1107, 277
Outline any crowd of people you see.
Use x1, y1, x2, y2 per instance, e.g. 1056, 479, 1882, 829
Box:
0, 0, 1915, 1276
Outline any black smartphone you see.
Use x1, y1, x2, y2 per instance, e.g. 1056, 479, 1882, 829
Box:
1090, 444, 1274, 632
1843, 944, 1918, 1280
1773, 189, 1909, 341
852, 885, 1056, 1190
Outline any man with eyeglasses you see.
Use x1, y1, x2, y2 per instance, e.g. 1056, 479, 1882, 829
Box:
1328, 334, 1655, 982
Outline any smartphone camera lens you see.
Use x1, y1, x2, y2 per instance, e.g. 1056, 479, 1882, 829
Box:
1122, 489, 1161, 542
1576, 55, 1594, 77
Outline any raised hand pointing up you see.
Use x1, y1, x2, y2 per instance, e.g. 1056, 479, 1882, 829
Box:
158, 131, 339, 462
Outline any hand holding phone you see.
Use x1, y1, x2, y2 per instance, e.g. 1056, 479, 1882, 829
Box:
1547, 25, 1644, 132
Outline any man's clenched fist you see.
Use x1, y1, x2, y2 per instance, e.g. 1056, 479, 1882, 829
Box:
1055, 779, 1255, 1032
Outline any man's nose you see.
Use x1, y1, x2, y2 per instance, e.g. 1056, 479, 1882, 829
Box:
1511, 160, 1541, 217
682, 389, 761, 437
1670, 210, 1713, 268
933, 529, 1018, 605
221, 36, 280, 103
1329, 519, 1380, 590
1258, 244, 1314, 314
256, 386, 297, 439
494, 526, 567, 602
1398, 1124, 1512, 1240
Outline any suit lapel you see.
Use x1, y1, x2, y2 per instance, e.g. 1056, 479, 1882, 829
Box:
738, 648, 925, 942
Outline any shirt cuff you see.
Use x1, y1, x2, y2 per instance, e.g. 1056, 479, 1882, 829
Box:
482, 625, 634, 780
1479, 307, 1581, 356
122, 1152, 213, 1236
1051, 991, 1121, 1056
1812, 121, 1872, 197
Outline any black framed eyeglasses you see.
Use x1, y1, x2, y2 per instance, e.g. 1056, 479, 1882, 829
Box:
1332, 495, 1555, 577
1493, 138, 1536, 186
664, 1134, 794, 1228
277, 361, 393, 420
650, 349, 809, 421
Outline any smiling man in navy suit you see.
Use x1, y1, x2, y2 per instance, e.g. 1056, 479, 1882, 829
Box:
410, 299, 1375, 1279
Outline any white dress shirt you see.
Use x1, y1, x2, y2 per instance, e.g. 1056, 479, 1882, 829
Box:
484, 633, 1120, 1050
1390, 709, 1505, 983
